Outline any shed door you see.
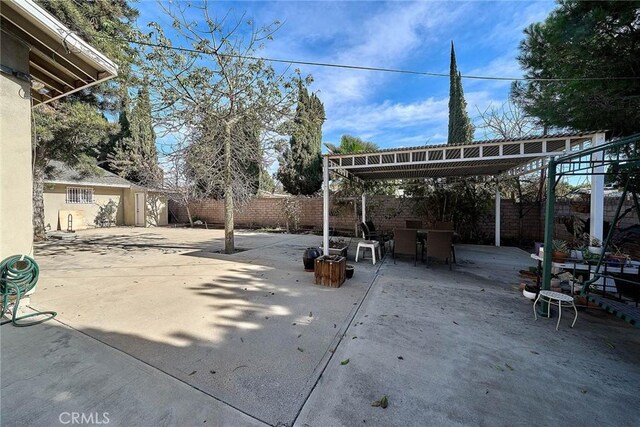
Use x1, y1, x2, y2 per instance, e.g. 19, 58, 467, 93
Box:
134, 193, 145, 226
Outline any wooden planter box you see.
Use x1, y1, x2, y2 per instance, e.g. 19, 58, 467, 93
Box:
319, 246, 348, 258
314, 255, 346, 288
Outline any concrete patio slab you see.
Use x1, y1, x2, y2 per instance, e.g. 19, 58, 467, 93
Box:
25, 228, 379, 426
1, 321, 267, 426
5, 229, 640, 427
296, 245, 640, 426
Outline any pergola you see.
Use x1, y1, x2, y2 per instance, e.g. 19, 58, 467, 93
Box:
321, 131, 607, 256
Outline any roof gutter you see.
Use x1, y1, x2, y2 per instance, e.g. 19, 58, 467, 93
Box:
45, 180, 131, 189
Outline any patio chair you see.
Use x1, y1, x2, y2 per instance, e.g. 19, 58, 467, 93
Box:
365, 220, 390, 250
432, 221, 456, 263
425, 231, 454, 270
360, 222, 387, 255
393, 228, 419, 266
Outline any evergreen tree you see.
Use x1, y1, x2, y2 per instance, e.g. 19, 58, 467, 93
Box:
325, 135, 379, 154
277, 81, 325, 195
447, 42, 474, 144
31, 0, 139, 240
112, 79, 163, 186
512, 1, 640, 136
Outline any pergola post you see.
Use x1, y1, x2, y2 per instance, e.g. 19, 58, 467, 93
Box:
539, 157, 557, 316
590, 132, 606, 242
322, 156, 330, 256
361, 192, 366, 224
495, 184, 501, 247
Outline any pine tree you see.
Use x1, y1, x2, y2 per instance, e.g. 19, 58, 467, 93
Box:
447, 42, 474, 144
278, 81, 325, 195
112, 79, 162, 186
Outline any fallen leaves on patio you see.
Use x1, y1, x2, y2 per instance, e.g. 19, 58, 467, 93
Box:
371, 396, 388, 408
340, 358, 350, 365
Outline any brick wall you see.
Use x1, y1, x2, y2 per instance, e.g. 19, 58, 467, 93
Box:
168, 195, 637, 243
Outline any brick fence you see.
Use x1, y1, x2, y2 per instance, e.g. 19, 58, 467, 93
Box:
168, 195, 637, 244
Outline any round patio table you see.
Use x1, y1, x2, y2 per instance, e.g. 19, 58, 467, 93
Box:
533, 290, 578, 330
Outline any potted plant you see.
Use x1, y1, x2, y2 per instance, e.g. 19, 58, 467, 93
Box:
552, 239, 569, 262
345, 264, 354, 279
588, 237, 603, 255
321, 238, 349, 258
568, 240, 585, 260
606, 245, 630, 268
303, 247, 321, 271
523, 283, 538, 300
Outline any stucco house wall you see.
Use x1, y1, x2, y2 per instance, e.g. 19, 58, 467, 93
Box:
43, 184, 126, 231
121, 188, 168, 227
145, 191, 169, 227
0, 34, 33, 258
43, 162, 169, 230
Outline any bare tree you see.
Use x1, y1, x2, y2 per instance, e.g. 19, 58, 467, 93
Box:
140, 1, 300, 253
477, 101, 546, 244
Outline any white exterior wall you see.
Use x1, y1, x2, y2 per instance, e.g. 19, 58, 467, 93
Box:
0, 34, 34, 258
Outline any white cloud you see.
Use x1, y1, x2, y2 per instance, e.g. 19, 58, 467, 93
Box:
262, 1, 467, 110
322, 88, 503, 148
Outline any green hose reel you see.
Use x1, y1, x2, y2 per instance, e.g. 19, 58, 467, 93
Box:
1, 255, 56, 327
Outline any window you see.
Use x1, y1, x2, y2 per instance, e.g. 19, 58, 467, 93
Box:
66, 187, 94, 204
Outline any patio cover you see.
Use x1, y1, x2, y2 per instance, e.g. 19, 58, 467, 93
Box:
321, 132, 607, 255
1, 0, 118, 106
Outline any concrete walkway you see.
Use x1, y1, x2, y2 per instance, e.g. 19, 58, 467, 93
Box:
2, 229, 640, 426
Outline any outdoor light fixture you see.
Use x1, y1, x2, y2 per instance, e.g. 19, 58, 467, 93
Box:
31, 79, 44, 90
31, 79, 49, 95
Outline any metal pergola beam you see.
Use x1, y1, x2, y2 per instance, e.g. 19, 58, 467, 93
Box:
327, 133, 598, 181
321, 132, 603, 257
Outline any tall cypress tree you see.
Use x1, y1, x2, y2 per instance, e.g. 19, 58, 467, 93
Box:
277, 81, 325, 195
447, 42, 474, 144
112, 79, 162, 186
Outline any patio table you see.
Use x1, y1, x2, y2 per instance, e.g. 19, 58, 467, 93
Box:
533, 290, 578, 330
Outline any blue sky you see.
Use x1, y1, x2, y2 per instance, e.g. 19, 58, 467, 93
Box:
136, 0, 556, 151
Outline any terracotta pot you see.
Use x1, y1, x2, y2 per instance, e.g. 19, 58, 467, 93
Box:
303, 247, 321, 271
552, 251, 568, 262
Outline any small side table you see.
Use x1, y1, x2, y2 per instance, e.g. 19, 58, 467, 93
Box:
533, 290, 578, 330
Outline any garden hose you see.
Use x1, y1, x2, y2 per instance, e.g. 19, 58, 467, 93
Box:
1, 255, 56, 327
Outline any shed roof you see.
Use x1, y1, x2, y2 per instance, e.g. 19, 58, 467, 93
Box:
45, 160, 132, 188
326, 132, 603, 181
1, 0, 118, 106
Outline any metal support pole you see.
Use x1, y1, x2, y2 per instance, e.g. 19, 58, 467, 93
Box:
361, 192, 366, 224
590, 133, 606, 242
495, 184, 501, 247
322, 156, 330, 256
540, 157, 557, 317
